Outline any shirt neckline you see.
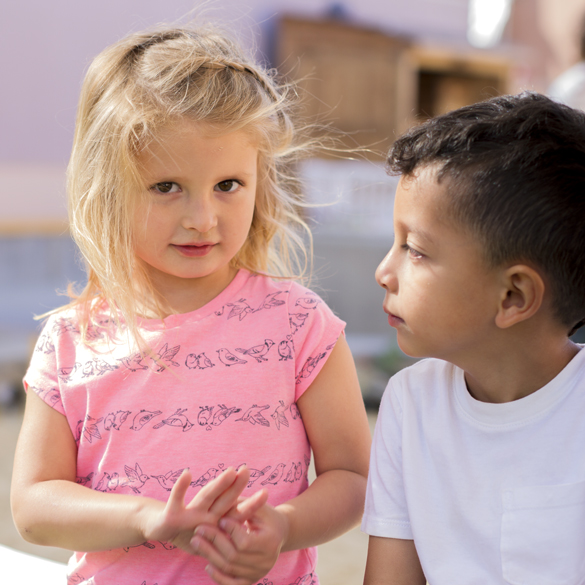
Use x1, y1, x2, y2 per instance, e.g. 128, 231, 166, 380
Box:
137, 269, 251, 331
453, 345, 584, 427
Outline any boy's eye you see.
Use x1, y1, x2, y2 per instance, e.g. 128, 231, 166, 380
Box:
152, 182, 180, 194
402, 243, 424, 259
215, 180, 240, 193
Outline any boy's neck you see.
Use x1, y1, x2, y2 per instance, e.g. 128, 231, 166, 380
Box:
461, 328, 580, 404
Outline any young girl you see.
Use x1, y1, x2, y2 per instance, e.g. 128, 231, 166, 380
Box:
11, 26, 371, 585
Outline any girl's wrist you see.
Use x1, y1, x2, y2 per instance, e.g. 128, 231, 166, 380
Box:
136, 496, 165, 543
273, 504, 292, 552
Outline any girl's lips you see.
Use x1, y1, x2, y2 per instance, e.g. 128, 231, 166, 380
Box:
172, 243, 215, 257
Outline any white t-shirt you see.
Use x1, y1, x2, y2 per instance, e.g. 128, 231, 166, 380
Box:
362, 348, 585, 585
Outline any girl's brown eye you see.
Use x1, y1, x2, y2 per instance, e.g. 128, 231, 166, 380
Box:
156, 182, 174, 193
215, 180, 238, 193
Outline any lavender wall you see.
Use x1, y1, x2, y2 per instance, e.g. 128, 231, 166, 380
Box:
0, 0, 468, 166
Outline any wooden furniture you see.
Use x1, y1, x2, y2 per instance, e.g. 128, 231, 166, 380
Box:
275, 16, 511, 154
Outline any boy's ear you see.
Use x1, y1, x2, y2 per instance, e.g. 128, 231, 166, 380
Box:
495, 265, 545, 329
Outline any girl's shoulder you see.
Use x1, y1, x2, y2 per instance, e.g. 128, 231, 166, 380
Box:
39, 298, 120, 345
245, 273, 328, 308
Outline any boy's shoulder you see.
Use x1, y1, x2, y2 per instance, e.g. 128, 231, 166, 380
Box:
390, 357, 455, 391
381, 357, 458, 414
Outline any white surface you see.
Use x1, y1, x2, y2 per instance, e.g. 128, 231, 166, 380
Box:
0, 545, 66, 583
300, 158, 397, 237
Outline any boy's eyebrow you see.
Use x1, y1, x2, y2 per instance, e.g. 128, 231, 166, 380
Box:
397, 221, 436, 246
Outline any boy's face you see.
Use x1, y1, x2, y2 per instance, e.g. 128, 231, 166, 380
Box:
376, 166, 502, 363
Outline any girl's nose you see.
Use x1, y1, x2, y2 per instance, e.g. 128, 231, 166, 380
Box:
375, 248, 398, 293
182, 195, 218, 234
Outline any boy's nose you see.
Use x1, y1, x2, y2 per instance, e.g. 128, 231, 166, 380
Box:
183, 195, 218, 233
375, 250, 398, 292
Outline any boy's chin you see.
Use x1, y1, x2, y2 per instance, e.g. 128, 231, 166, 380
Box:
395, 337, 430, 360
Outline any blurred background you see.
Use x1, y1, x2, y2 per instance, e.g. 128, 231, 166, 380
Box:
2, 0, 585, 581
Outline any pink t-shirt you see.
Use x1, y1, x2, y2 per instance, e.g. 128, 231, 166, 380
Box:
25, 270, 345, 585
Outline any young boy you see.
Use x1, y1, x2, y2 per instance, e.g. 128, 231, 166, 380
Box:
362, 92, 585, 584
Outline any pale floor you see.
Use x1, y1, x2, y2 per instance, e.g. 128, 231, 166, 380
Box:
0, 408, 377, 584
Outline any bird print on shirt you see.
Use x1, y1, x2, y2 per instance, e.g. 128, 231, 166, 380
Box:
235, 339, 274, 363
254, 291, 287, 312
278, 335, 294, 361
236, 404, 270, 427
289, 403, 301, 420
294, 462, 303, 482
35, 387, 62, 409
123, 541, 155, 553
35, 333, 55, 354
58, 362, 80, 382
52, 317, 79, 335
185, 352, 215, 370
191, 464, 225, 488
152, 408, 194, 432
294, 296, 321, 311
130, 410, 163, 431
211, 404, 241, 427
197, 405, 241, 430
104, 410, 131, 431
296, 352, 327, 384
289, 573, 317, 585
197, 406, 214, 429
152, 343, 181, 372
76, 415, 104, 443
217, 348, 247, 366
94, 471, 119, 492
226, 298, 254, 321
261, 463, 285, 486
118, 352, 149, 372
246, 465, 272, 487
75, 472, 94, 486
152, 469, 184, 491
289, 313, 308, 334
283, 462, 296, 483
119, 463, 150, 494
271, 400, 289, 430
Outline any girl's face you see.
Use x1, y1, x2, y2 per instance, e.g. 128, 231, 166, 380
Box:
134, 121, 258, 312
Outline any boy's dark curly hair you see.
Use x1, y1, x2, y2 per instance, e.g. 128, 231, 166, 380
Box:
389, 92, 585, 335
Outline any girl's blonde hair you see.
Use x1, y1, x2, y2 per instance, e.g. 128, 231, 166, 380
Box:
65, 26, 312, 343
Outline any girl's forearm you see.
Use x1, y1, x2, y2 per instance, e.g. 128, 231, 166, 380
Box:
12, 479, 161, 551
277, 468, 367, 552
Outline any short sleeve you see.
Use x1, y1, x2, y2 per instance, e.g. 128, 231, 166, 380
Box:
288, 284, 345, 401
23, 318, 66, 415
361, 377, 413, 539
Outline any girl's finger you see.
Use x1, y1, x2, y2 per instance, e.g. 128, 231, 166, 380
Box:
191, 526, 250, 578
193, 524, 237, 561
228, 488, 269, 523
166, 469, 192, 513
218, 517, 253, 551
187, 467, 238, 510
207, 467, 251, 517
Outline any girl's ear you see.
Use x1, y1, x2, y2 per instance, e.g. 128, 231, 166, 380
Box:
495, 265, 545, 329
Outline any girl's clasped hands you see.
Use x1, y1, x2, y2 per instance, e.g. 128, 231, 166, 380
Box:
149, 465, 283, 585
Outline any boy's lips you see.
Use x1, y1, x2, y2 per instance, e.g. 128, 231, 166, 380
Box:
172, 242, 216, 257
385, 310, 405, 327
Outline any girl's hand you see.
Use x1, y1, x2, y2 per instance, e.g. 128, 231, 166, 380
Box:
141, 466, 257, 555
190, 496, 288, 585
